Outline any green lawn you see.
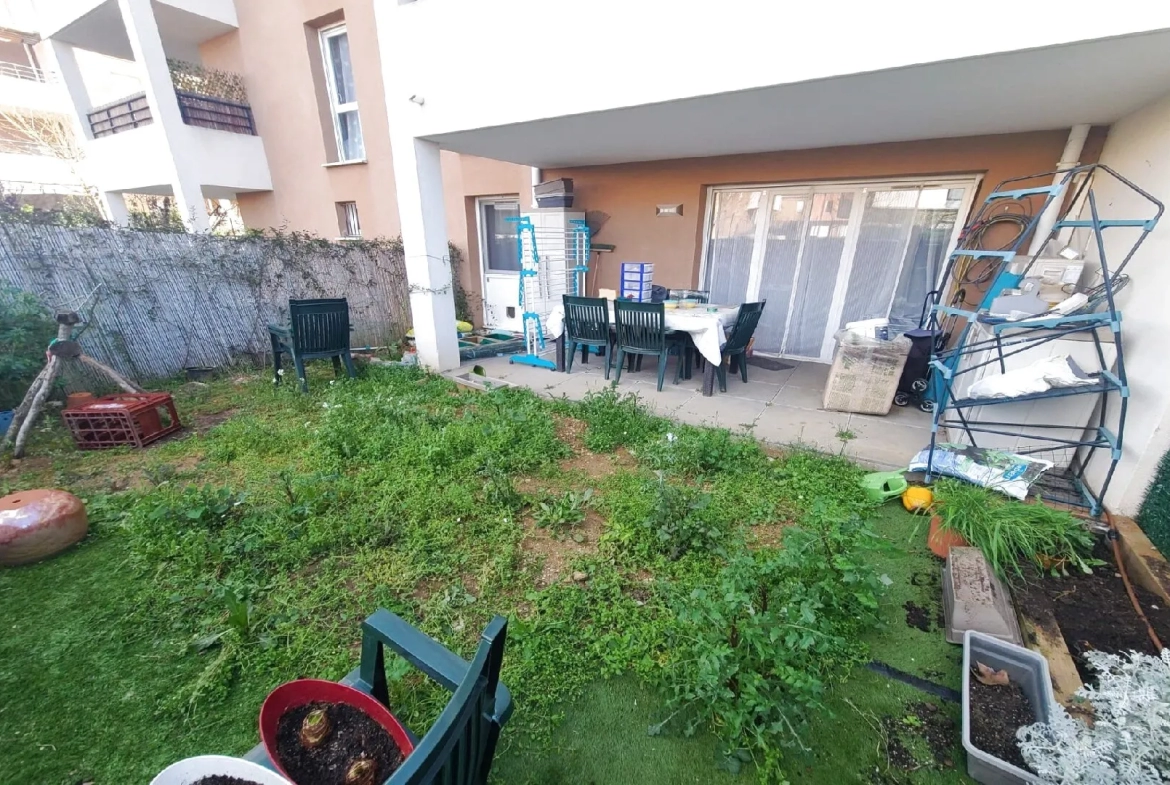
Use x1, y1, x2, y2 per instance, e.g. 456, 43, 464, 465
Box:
0, 366, 971, 784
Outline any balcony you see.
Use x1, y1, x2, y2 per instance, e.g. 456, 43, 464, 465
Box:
41, 0, 238, 60
86, 62, 255, 139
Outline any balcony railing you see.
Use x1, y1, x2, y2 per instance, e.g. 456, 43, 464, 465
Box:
0, 61, 52, 83
175, 90, 256, 135
88, 93, 153, 138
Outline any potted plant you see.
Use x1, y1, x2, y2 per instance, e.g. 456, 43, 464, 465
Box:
260, 680, 414, 785
963, 630, 1054, 784
151, 754, 294, 785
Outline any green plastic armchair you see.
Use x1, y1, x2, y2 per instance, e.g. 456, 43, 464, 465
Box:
269, 298, 356, 392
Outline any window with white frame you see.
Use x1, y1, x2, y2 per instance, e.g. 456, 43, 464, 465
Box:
337, 201, 361, 238
320, 25, 365, 162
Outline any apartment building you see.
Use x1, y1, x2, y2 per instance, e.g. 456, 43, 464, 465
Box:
29, 0, 531, 294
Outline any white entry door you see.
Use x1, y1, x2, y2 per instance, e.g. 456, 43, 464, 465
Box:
703, 179, 976, 362
478, 197, 522, 332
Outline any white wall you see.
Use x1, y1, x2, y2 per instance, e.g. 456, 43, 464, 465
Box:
0, 152, 86, 192
82, 121, 271, 194
82, 121, 171, 191
177, 123, 271, 192
1082, 90, 1170, 515
379, 0, 1170, 138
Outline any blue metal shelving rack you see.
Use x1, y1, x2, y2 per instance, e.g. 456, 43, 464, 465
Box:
924, 164, 1163, 515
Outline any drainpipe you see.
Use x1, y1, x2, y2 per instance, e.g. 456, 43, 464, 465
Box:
530, 166, 541, 208
1027, 124, 1091, 257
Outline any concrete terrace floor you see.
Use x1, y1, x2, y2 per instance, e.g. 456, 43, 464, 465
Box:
458, 353, 933, 470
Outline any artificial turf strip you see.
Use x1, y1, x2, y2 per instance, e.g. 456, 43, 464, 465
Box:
0, 532, 265, 785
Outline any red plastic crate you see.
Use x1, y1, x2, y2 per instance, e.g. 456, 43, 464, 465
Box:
61, 392, 182, 450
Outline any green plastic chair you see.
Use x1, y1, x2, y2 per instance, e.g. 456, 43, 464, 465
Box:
612, 300, 684, 391
244, 608, 512, 785
717, 301, 766, 393
563, 295, 612, 378
268, 298, 356, 392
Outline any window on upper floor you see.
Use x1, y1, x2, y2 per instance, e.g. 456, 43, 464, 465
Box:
337, 201, 361, 238
319, 25, 365, 162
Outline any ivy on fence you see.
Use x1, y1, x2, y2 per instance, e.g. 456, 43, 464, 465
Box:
0, 209, 429, 386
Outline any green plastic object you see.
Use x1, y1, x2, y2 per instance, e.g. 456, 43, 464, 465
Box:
269, 298, 356, 393
861, 470, 908, 503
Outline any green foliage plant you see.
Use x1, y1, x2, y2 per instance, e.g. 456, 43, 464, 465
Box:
934, 479, 1097, 579
0, 286, 55, 410
658, 503, 883, 780
577, 388, 666, 452
533, 488, 593, 541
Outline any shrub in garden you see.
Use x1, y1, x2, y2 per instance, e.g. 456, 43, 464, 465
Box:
639, 424, 766, 477
658, 504, 883, 779
1018, 649, 1170, 784
0, 286, 55, 410
1138, 447, 1170, 557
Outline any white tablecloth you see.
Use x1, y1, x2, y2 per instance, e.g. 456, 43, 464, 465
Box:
545, 304, 740, 366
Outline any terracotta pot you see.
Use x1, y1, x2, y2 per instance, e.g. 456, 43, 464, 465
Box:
0, 489, 88, 566
260, 679, 414, 783
928, 514, 968, 559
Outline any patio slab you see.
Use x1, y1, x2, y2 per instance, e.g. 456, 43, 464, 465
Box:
457, 355, 929, 469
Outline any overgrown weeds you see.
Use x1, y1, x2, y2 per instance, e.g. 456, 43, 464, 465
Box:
3, 364, 903, 783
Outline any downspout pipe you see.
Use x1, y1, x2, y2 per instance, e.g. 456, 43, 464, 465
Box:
1027, 124, 1091, 257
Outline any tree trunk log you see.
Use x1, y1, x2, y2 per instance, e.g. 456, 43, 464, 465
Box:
12, 356, 59, 458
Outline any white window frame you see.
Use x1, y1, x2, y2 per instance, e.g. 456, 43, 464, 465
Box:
338, 201, 361, 238
697, 175, 982, 361
319, 24, 364, 162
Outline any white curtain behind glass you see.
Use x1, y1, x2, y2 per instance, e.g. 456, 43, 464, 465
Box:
783, 193, 853, 358
706, 191, 760, 306
752, 194, 806, 354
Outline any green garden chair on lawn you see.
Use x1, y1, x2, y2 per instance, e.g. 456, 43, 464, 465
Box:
612, 299, 686, 391
563, 295, 612, 377
245, 608, 512, 785
268, 298, 356, 393
717, 301, 767, 392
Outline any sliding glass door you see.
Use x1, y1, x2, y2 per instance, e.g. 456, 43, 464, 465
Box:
703, 180, 973, 361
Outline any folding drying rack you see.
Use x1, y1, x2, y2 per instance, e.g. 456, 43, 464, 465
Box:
924, 164, 1163, 515
508, 216, 590, 369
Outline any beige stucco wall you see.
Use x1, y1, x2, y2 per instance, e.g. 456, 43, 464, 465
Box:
197, 0, 530, 308
544, 129, 1108, 295
1078, 91, 1170, 516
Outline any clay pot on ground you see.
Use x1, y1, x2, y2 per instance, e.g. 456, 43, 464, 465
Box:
0, 490, 89, 566
928, 513, 968, 559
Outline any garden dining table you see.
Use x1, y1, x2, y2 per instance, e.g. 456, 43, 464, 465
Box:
545, 302, 741, 397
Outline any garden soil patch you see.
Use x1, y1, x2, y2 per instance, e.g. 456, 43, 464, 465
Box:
968, 678, 1034, 772
275, 701, 403, 785
555, 416, 635, 479
903, 601, 931, 633
520, 508, 603, 586
192, 777, 262, 785
1015, 538, 1170, 682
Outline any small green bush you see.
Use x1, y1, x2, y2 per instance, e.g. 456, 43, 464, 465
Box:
0, 286, 55, 410
1138, 448, 1170, 557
